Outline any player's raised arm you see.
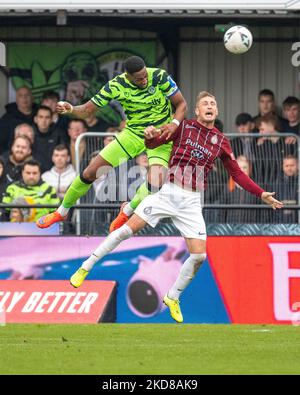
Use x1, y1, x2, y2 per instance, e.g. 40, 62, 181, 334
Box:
144, 124, 180, 149
160, 91, 187, 140
56, 99, 98, 119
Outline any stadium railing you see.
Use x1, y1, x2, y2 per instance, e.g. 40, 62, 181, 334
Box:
0, 132, 299, 235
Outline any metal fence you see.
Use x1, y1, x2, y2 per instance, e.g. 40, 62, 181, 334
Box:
73, 132, 300, 234
0, 132, 299, 235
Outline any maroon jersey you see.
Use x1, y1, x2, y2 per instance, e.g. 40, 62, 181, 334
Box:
146, 119, 264, 197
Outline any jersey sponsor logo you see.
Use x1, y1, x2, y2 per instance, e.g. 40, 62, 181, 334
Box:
211, 135, 218, 145
186, 138, 212, 157
191, 149, 205, 160
151, 98, 161, 105
148, 86, 155, 94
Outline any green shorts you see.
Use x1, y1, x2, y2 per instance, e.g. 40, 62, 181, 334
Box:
100, 128, 172, 168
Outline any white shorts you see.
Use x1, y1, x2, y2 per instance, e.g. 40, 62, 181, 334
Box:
134, 182, 207, 240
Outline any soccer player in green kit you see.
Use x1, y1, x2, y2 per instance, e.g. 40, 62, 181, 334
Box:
37, 56, 187, 231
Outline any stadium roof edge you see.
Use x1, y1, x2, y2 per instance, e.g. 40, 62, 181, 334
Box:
0, 1, 300, 11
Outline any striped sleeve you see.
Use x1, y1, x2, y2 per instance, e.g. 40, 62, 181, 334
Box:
91, 80, 116, 108
42, 184, 60, 205
159, 70, 179, 98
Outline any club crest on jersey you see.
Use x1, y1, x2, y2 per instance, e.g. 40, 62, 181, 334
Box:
124, 91, 130, 98
148, 86, 155, 94
211, 135, 218, 145
143, 206, 152, 215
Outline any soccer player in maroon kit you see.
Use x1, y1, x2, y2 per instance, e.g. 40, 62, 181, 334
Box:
70, 91, 283, 322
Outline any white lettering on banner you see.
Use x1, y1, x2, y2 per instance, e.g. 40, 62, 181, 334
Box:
35, 292, 55, 313
0, 292, 11, 312
77, 293, 99, 313
22, 292, 43, 313
57, 293, 76, 313
0, 292, 26, 312
6, 292, 25, 312
47, 292, 66, 313
269, 243, 300, 321
67, 292, 87, 313
0, 291, 101, 314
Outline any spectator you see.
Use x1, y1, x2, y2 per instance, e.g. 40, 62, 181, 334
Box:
4, 135, 33, 183
220, 155, 258, 223
109, 100, 127, 130
68, 119, 87, 168
253, 89, 288, 132
85, 114, 117, 151
253, 114, 294, 186
231, 113, 255, 160
9, 197, 37, 223
1, 159, 60, 222
41, 90, 69, 138
0, 86, 37, 154
282, 96, 300, 145
1, 123, 35, 162
85, 113, 118, 134
32, 105, 66, 173
0, 157, 8, 200
272, 155, 298, 223
42, 145, 76, 200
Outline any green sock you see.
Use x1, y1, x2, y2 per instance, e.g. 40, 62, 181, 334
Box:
129, 182, 151, 210
62, 175, 92, 208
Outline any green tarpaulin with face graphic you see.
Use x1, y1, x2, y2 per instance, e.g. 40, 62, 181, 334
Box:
8, 43, 156, 123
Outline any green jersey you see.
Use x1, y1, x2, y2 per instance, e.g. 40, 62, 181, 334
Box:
91, 68, 179, 137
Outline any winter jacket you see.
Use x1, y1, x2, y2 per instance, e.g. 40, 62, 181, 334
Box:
42, 164, 76, 200
1, 179, 60, 221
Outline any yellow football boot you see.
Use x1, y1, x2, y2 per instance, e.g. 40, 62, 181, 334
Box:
70, 268, 89, 288
163, 294, 183, 323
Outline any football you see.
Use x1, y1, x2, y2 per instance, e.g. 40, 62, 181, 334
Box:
224, 25, 253, 54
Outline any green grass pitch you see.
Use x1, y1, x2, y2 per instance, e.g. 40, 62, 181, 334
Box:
0, 324, 300, 374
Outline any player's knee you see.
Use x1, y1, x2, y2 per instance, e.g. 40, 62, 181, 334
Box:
191, 253, 207, 266
181, 253, 207, 279
114, 224, 133, 241
146, 181, 161, 194
147, 165, 166, 189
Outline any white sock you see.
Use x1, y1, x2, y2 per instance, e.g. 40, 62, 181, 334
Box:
57, 205, 69, 217
168, 253, 207, 300
82, 224, 133, 271
123, 203, 134, 216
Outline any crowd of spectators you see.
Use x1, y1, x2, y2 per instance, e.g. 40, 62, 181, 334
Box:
205, 89, 299, 224
0, 87, 123, 223
0, 85, 299, 226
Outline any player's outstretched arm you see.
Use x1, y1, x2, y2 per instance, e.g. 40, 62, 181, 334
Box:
160, 92, 187, 141
56, 100, 98, 119
261, 191, 284, 210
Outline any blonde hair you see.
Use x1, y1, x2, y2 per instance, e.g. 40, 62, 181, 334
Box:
196, 91, 216, 106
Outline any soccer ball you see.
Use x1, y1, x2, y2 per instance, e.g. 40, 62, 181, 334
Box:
224, 26, 253, 54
